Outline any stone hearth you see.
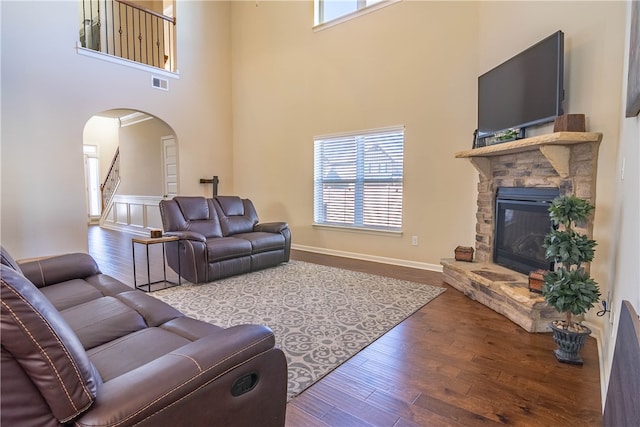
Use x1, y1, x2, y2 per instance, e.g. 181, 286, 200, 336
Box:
443, 132, 602, 332
441, 259, 560, 332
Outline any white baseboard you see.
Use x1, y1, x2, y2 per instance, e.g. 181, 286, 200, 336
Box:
291, 244, 443, 273
100, 222, 151, 238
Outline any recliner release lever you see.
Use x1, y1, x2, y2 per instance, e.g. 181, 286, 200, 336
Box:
231, 372, 259, 396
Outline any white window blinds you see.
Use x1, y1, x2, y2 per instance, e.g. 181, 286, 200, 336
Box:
314, 126, 404, 231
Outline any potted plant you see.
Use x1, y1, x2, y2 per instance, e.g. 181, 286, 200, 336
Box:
542, 195, 600, 365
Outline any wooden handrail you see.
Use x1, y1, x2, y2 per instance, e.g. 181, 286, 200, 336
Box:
100, 147, 121, 212
117, 0, 176, 24
101, 147, 119, 192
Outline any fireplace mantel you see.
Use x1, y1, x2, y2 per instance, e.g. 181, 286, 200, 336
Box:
455, 131, 603, 179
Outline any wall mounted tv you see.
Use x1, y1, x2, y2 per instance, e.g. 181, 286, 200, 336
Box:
477, 30, 564, 141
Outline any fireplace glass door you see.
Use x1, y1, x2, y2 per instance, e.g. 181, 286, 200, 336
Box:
494, 187, 559, 275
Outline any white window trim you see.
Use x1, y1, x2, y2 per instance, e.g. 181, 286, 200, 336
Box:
313, 0, 402, 32
312, 222, 404, 237
315, 125, 405, 142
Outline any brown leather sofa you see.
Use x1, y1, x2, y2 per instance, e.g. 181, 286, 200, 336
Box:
159, 196, 291, 283
1, 247, 287, 426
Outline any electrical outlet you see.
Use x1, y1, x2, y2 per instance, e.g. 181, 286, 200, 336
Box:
411, 236, 418, 246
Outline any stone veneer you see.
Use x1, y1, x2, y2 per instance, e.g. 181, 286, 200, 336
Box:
441, 259, 566, 332
442, 132, 602, 332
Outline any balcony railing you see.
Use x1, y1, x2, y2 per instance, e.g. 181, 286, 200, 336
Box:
80, 0, 176, 72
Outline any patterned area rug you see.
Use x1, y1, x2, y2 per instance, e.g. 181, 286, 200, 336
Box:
151, 260, 446, 400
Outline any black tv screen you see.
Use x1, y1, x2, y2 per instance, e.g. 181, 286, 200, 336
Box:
478, 31, 564, 138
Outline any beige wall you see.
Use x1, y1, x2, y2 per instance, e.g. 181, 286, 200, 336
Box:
1, 0, 232, 258
118, 118, 172, 196
231, 1, 480, 269
230, 0, 627, 275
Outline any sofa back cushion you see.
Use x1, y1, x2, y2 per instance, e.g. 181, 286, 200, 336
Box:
160, 197, 223, 238
19, 253, 101, 288
214, 196, 259, 236
1, 245, 23, 274
176, 196, 211, 221
1, 266, 101, 423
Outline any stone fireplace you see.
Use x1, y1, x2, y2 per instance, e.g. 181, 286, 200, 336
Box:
442, 132, 602, 332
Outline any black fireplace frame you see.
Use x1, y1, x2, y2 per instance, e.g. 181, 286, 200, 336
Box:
493, 187, 559, 275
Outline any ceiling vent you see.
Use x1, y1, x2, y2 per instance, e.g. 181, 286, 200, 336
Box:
151, 76, 169, 91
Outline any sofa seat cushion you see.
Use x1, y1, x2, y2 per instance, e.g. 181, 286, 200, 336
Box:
160, 317, 224, 341
61, 297, 148, 350
205, 237, 252, 262
234, 232, 285, 254
39, 279, 104, 311
84, 274, 134, 296
114, 291, 184, 327
87, 328, 192, 382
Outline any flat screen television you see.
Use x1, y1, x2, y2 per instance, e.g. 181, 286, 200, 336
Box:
477, 31, 564, 140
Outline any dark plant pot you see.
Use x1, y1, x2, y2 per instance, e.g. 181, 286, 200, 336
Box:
550, 322, 592, 365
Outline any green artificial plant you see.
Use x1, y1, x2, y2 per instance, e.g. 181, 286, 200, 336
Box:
542, 195, 601, 330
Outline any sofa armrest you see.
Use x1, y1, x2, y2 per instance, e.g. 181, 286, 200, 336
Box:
164, 231, 206, 242
18, 253, 101, 288
74, 325, 287, 427
254, 222, 289, 234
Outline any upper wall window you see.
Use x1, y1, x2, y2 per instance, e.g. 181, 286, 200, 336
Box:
314, 126, 405, 232
314, 0, 400, 29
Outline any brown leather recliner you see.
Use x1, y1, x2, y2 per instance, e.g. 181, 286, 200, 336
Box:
159, 196, 291, 283
0, 248, 287, 426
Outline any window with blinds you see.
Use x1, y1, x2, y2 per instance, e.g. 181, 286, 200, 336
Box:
313, 126, 404, 231
313, 0, 399, 28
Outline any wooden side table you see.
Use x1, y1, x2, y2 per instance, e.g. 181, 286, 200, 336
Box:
132, 235, 181, 292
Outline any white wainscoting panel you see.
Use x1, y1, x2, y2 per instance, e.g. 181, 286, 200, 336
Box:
101, 195, 164, 236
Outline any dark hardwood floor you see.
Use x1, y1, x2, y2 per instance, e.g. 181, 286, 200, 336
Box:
88, 226, 602, 427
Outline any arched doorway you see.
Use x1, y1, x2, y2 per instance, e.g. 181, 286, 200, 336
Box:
83, 109, 178, 234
